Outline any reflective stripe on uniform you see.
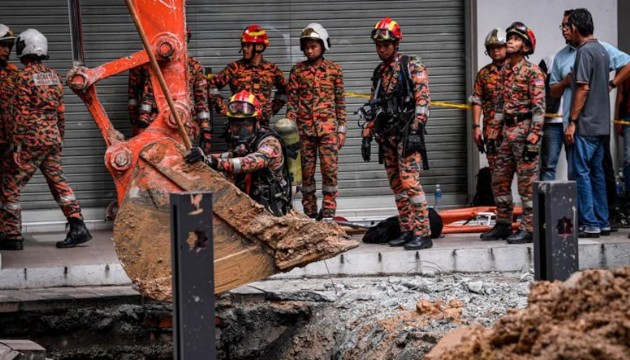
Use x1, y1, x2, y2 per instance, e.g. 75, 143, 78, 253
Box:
522, 200, 533, 208
416, 106, 429, 116
197, 111, 211, 120
301, 184, 316, 193
3, 202, 21, 211
337, 125, 347, 134
410, 194, 426, 205
468, 95, 481, 106
128, 99, 138, 106
140, 104, 152, 113
231, 158, 242, 173
495, 195, 513, 203
59, 194, 77, 205
322, 185, 338, 194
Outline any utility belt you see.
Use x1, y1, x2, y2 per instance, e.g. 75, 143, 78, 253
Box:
503, 112, 532, 127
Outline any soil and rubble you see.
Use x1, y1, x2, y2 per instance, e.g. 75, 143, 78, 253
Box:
1, 267, 628, 359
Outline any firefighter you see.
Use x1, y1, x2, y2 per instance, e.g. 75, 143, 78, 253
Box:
208, 25, 288, 127
480, 22, 545, 244
185, 90, 292, 216
1, 25, 17, 192
470, 28, 508, 170
127, 65, 149, 136
137, 30, 210, 142
0, 24, 18, 244
0, 29, 92, 250
361, 17, 432, 251
287, 23, 346, 220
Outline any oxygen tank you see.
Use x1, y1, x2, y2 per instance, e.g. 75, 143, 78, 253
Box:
273, 118, 302, 190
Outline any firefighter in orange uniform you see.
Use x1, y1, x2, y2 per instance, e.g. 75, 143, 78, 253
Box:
185, 90, 292, 216
361, 18, 433, 250
287, 23, 346, 219
208, 25, 288, 127
0, 29, 92, 251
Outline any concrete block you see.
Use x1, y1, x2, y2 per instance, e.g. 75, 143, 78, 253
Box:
0, 339, 46, 360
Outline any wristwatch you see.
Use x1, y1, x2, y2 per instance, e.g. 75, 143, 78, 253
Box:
471, 124, 480, 129
569, 118, 578, 124
609, 80, 617, 89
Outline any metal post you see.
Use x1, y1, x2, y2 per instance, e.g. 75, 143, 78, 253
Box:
171, 192, 216, 359
533, 181, 579, 281
67, 0, 86, 67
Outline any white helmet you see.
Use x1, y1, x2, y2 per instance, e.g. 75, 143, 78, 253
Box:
484, 28, 507, 49
16, 28, 48, 59
300, 23, 330, 51
0, 24, 16, 43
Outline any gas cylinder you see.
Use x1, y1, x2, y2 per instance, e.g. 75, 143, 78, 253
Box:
273, 118, 302, 188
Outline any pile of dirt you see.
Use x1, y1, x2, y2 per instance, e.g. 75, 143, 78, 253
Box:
428, 267, 630, 359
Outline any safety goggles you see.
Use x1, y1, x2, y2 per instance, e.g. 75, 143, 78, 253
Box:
371, 29, 396, 42
228, 101, 257, 117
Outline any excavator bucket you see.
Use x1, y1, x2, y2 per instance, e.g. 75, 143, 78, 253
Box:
66, 0, 358, 300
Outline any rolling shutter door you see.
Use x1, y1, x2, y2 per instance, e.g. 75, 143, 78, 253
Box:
5, 0, 466, 222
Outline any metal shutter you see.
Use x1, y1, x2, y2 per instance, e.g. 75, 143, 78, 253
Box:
5, 0, 467, 221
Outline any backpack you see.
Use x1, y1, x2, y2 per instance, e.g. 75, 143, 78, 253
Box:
471, 167, 495, 206
362, 208, 443, 244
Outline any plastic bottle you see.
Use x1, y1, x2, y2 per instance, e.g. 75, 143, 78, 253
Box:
435, 184, 442, 211
616, 171, 624, 196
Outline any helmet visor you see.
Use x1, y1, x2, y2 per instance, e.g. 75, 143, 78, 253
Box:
371, 29, 396, 42
228, 101, 257, 117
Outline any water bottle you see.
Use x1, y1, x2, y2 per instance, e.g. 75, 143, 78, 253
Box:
434, 184, 442, 211
617, 171, 624, 196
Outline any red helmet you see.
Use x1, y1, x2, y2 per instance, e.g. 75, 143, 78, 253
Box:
371, 17, 402, 42
227, 90, 262, 120
506, 22, 536, 55
241, 25, 269, 47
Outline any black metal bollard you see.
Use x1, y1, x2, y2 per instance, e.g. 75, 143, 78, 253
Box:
170, 192, 216, 359
533, 181, 579, 281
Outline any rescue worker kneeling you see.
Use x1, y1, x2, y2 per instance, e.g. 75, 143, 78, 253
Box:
185, 90, 292, 217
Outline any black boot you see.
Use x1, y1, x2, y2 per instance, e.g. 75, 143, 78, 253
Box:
506, 230, 533, 244
56, 217, 92, 248
389, 231, 412, 247
404, 235, 433, 250
0, 233, 24, 251
480, 222, 512, 241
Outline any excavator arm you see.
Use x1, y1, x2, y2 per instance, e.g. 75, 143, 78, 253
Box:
66, 0, 357, 301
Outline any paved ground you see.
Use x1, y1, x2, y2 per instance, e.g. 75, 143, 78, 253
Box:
1, 223, 629, 292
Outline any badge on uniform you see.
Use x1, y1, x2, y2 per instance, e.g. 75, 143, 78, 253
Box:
534, 78, 544, 86
33, 73, 60, 86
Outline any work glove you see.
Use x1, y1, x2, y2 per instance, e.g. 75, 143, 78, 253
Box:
0, 143, 12, 157
185, 146, 217, 169
522, 133, 540, 163
136, 118, 150, 129
486, 139, 499, 156
361, 137, 372, 162
403, 135, 423, 157
198, 127, 212, 154
477, 138, 486, 154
